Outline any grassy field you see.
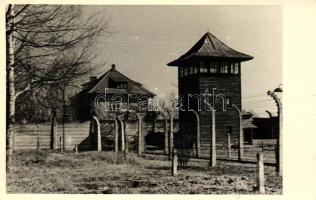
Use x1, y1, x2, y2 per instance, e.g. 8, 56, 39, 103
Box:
7, 150, 282, 194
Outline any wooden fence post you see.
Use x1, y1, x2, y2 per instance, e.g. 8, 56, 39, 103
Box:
60, 136, 63, 153
172, 150, 178, 176
227, 133, 231, 158
50, 110, 58, 150
257, 152, 265, 194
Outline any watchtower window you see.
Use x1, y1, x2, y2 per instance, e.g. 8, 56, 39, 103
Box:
194, 65, 198, 74
220, 62, 229, 74
234, 63, 240, 74
179, 68, 184, 77
189, 66, 193, 75
184, 67, 188, 76
209, 61, 218, 73
199, 61, 207, 73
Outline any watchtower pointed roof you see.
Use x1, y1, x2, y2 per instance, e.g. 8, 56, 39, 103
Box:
167, 32, 253, 66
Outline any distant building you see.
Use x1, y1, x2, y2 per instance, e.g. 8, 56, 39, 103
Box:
72, 64, 155, 121
167, 32, 253, 155
242, 112, 279, 144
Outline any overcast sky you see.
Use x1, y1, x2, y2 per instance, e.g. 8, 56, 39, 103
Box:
83, 5, 282, 116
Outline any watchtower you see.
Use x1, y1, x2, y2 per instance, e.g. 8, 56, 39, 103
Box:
167, 32, 253, 157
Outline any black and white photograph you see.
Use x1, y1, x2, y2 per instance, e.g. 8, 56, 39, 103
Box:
2, 2, 316, 197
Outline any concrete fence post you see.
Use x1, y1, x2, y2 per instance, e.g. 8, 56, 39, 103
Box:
74, 144, 78, 155
114, 118, 119, 153
232, 104, 244, 161
92, 115, 101, 152
172, 150, 178, 176
118, 117, 127, 154
267, 90, 282, 176
227, 133, 231, 158
170, 113, 174, 158
136, 113, 145, 156
257, 152, 265, 194
164, 109, 174, 160
210, 109, 216, 167
119, 118, 125, 152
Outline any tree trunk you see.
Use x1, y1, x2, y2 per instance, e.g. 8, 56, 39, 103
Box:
6, 4, 15, 173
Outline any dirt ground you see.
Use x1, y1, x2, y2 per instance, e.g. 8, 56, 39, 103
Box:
7, 150, 282, 194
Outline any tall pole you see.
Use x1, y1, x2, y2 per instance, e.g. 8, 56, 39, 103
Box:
232, 104, 244, 161
268, 90, 282, 176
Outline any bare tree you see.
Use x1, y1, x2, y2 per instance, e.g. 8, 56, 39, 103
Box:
6, 4, 109, 171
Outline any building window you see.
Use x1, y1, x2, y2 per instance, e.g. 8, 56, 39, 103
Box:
199, 61, 207, 73
117, 82, 127, 89
209, 61, 218, 73
226, 97, 231, 105
230, 63, 235, 74
189, 66, 193, 75
194, 65, 198, 74
234, 63, 240, 74
179, 68, 183, 77
184, 67, 188, 76
220, 62, 229, 74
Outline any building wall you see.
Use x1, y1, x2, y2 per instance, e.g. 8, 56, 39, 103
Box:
177, 68, 242, 157
199, 74, 241, 157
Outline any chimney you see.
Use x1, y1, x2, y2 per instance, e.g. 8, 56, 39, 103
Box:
90, 76, 97, 82
111, 64, 115, 70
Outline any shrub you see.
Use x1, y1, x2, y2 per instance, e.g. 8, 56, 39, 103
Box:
174, 132, 194, 168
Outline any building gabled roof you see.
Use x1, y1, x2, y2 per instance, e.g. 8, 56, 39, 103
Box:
168, 32, 253, 66
79, 65, 155, 96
